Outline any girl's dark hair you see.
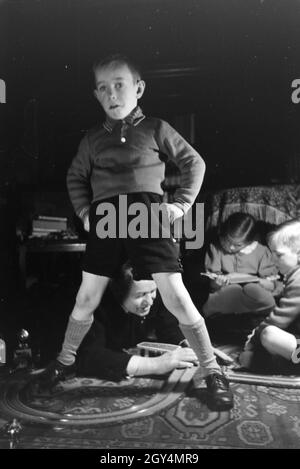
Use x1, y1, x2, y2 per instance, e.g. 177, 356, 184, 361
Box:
219, 212, 257, 245
93, 53, 142, 81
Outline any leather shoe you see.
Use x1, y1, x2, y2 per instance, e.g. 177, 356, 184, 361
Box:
35, 360, 76, 391
205, 372, 234, 410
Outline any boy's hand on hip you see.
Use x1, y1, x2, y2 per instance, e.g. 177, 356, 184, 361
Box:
162, 203, 184, 224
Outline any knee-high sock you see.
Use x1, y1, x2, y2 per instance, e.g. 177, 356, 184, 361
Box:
179, 319, 220, 384
57, 316, 93, 366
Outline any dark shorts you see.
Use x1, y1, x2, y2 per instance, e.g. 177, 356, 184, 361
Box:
82, 193, 183, 279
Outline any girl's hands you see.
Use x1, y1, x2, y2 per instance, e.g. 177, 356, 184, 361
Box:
214, 274, 230, 287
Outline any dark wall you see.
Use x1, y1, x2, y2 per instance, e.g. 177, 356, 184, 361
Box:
1, 0, 299, 190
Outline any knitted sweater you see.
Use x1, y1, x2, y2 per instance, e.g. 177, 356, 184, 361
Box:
261, 267, 300, 334
67, 107, 205, 218
204, 241, 277, 277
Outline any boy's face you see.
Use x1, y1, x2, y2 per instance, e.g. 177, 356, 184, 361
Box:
94, 63, 145, 120
122, 279, 157, 318
269, 240, 299, 275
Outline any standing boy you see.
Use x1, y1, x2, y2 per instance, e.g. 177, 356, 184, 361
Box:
39, 54, 233, 410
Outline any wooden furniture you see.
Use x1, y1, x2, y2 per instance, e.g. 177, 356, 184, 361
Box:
18, 238, 86, 289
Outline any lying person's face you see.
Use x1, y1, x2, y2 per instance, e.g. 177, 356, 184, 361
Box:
220, 235, 248, 254
269, 240, 299, 275
122, 279, 157, 317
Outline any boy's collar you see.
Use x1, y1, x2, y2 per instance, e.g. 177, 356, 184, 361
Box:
103, 106, 145, 133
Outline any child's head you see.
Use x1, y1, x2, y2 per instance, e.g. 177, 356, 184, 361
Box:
93, 54, 145, 120
219, 212, 257, 254
268, 219, 300, 275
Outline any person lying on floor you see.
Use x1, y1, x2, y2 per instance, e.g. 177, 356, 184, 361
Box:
202, 212, 281, 331
239, 219, 300, 372
75, 261, 198, 381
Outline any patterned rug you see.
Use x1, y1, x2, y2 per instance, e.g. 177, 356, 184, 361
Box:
0, 367, 193, 426
216, 344, 300, 388
1, 347, 300, 449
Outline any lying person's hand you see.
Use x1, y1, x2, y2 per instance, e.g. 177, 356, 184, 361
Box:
154, 347, 198, 375
127, 347, 198, 377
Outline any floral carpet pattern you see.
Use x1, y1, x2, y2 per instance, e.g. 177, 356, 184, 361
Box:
0, 367, 193, 426
1, 357, 300, 449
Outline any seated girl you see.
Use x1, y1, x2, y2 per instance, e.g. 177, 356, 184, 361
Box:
202, 213, 280, 322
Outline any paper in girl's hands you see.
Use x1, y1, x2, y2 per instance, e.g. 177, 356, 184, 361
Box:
201, 272, 261, 284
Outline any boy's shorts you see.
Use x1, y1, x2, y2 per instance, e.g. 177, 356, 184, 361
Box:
82, 193, 183, 280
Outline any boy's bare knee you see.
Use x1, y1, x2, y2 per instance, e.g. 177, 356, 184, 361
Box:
76, 290, 100, 312
260, 326, 277, 348
163, 292, 188, 314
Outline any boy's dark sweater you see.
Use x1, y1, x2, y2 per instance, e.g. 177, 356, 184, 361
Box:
67, 107, 205, 218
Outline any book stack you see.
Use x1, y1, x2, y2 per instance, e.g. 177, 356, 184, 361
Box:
31, 216, 68, 238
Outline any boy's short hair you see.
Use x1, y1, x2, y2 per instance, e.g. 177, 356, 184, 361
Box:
268, 219, 300, 253
219, 212, 257, 245
93, 53, 142, 82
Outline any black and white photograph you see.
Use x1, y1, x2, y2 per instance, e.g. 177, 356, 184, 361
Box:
0, 0, 299, 452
